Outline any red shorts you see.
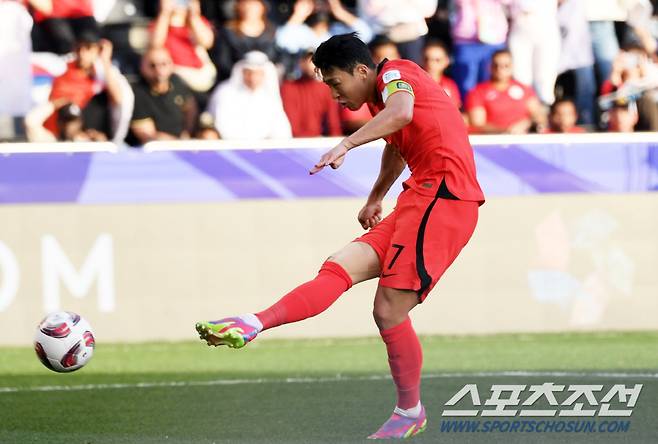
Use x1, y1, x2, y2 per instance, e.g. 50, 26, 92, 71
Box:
355, 184, 479, 302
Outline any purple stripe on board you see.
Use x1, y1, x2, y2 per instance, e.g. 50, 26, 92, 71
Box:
234, 149, 361, 197
477, 146, 605, 193
0, 153, 91, 203
284, 148, 379, 196
175, 151, 279, 199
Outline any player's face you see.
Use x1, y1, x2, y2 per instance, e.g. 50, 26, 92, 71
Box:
321, 66, 369, 111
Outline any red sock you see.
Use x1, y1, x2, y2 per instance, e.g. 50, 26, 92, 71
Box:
380, 317, 423, 409
255, 261, 352, 330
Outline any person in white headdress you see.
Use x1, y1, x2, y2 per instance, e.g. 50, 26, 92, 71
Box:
206, 50, 292, 140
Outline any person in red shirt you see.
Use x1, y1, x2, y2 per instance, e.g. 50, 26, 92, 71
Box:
599, 45, 658, 131
281, 50, 342, 137
542, 98, 586, 134
150, 0, 216, 93
28, 0, 97, 54
195, 33, 484, 439
41, 31, 124, 139
422, 40, 462, 109
466, 49, 546, 134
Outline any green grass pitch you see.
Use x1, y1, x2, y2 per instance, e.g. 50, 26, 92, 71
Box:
1, 332, 657, 443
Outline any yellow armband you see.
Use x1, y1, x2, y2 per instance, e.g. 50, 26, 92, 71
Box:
382, 80, 414, 103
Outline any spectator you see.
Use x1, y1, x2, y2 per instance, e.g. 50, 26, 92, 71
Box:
0, 0, 33, 140
357, 0, 438, 64
26, 100, 108, 142
466, 49, 546, 134
450, 0, 510, 101
276, 0, 373, 56
211, 0, 279, 81
600, 44, 658, 130
585, 0, 621, 85
151, 0, 216, 93
624, 0, 657, 55
28, 0, 98, 54
557, 0, 597, 126
583, 0, 654, 85
508, 0, 560, 105
127, 47, 197, 145
368, 35, 401, 64
206, 50, 292, 140
422, 39, 461, 108
281, 49, 342, 137
607, 97, 639, 132
543, 99, 586, 133
31, 31, 128, 142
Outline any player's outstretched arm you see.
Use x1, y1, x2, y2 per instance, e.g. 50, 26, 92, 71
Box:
358, 143, 406, 229
310, 92, 414, 174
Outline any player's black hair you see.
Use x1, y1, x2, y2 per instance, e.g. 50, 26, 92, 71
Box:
312, 32, 376, 74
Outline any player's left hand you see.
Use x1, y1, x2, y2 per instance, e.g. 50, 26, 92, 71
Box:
358, 201, 382, 230
310, 142, 349, 174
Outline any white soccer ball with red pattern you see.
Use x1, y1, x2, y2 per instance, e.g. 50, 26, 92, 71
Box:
34, 311, 95, 373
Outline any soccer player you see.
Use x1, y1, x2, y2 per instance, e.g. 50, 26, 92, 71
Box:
196, 33, 484, 439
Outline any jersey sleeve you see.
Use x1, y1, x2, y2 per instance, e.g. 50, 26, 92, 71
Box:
378, 67, 415, 103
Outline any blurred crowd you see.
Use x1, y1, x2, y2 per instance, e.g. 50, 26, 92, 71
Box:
1, 0, 658, 145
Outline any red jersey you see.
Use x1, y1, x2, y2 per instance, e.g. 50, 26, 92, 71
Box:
33, 0, 93, 22
367, 59, 484, 204
466, 80, 536, 129
44, 61, 101, 134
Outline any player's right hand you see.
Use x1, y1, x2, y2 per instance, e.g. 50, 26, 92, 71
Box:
310, 143, 348, 174
358, 201, 382, 230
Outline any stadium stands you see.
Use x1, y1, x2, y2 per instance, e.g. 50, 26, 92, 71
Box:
2, 0, 658, 144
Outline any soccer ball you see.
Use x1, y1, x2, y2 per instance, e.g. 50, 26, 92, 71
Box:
34, 311, 96, 373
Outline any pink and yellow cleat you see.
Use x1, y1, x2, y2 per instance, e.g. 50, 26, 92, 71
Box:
195, 317, 260, 349
367, 406, 427, 439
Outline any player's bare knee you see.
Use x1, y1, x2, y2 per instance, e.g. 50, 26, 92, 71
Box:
372, 303, 394, 329
373, 291, 397, 328
325, 243, 379, 285
373, 287, 418, 329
